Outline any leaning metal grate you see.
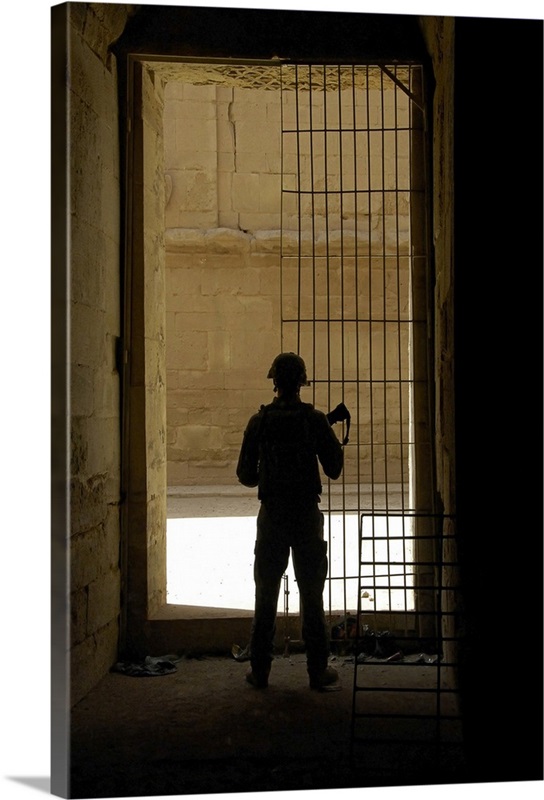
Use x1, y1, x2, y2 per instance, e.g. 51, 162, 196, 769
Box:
349, 512, 463, 780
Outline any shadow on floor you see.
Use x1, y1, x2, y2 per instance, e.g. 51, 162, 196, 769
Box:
69, 652, 468, 798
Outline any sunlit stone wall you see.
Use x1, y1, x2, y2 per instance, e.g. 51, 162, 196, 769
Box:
163, 80, 411, 488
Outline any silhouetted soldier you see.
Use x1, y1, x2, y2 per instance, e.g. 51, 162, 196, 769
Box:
236, 352, 344, 690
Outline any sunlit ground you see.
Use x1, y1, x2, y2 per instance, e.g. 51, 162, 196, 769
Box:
167, 513, 414, 612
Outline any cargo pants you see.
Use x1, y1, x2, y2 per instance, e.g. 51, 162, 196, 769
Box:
248, 502, 330, 678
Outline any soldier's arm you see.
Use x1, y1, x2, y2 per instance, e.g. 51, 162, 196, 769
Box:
315, 411, 344, 480
236, 414, 261, 487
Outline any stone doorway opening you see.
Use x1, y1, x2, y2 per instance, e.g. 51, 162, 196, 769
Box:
160, 60, 432, 638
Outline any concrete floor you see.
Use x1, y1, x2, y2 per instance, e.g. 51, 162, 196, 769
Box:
69, 649, 467, 798
68, 485, 467, 798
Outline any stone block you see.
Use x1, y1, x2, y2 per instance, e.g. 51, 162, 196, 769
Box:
187, 460, 235, 484
175, 115, 217, 156
176, 424, 223, 452
239, 212, 281, 232
173, 309, 222, 333
71, 364, 94, 417
71, 302, 107, 369
250, 231, 281, 254
234, 296, 274, 333
168, 266, 203, 299
84, 416, 120, 478
167, 460, 189, 485
182, 84, 217, 102
70, 223, 107, 310
166, 330, 207, 370
70, 527, 103, 591
255, 263, 280, 302
70, 619, 119, 707
216, 105, 234, 150
208, 330, 232, 371
69, 22, 115, 122
70, 587, 88, 647
87, 568, 121, 634
176, 210, 219, 229
234, 150, 268, 174
217, 150, 235, 173
171, 168, 217, 212
232, 172, 260, 213
217, 170, 234, 215
164, 82, 184, 102
237, 117, 280, 156
70, 473, 107, 535
218, 210, 239, 229
258, 173, 281, 213
93, 360, 120, 418
200, 267, 260, 297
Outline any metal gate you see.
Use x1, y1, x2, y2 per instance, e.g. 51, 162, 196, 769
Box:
278, 62, 461, 771
279, 61, 435, 614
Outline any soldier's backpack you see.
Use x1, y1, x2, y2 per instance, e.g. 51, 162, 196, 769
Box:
256, 401, 322, 503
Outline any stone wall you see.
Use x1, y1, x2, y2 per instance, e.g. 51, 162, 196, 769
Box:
67, 2, 129, 706
418, 15, 457, 663
163, 80, 412, 488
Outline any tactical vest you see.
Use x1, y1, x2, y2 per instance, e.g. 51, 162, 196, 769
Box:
256, 401, 323, 504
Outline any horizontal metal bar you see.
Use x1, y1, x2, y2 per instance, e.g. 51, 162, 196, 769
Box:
282, 58, 424, 67
352, 736, 462, 748
354, 655, 460, 663
354, 684, 459, 693
361, 514, 455, 520
282, 187, 422, 195
280, 319, 427, 325
128, 53, 286, 68
360, 562, 458, 569
353, 711, 460, 719
282, 125, 414, 134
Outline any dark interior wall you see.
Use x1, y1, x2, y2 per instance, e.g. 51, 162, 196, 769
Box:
453, 15, 543, 783
114, 5, 429, 61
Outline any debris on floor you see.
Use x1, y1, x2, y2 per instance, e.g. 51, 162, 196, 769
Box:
331, 619, 441, 665
111, 654, 181, 677
232, 643, 251, 662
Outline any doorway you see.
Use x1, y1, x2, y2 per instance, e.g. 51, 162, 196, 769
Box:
160, 59, 434, 632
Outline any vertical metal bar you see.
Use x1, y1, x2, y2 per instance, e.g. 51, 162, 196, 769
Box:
295, 64, 302, 354
350, 68, 361, 730
337, 65, 348, 618
309, 65, 317, 409
321, 65, 332, 616
280, 65, 286, 352
392, 67, 409, 623
351, 65, 362, 532
378, 68, 393, 612
365, 65, 378, 628
323, 67, 332, 417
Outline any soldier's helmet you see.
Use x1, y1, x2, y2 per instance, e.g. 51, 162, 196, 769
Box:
267, 352, 310, 390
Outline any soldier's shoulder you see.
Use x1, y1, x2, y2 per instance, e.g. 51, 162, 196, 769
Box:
303, 403, 325, 419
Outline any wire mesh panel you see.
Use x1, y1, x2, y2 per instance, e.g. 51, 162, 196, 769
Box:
279, 63, 460, 773
350, 514, 463, 780
279, 63, 434, 621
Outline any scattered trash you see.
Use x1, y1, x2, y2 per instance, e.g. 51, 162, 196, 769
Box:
112, 654, 181, 677
330, 616, 358, 655
385, 651, 404, 662
372, 630, 401, 659
232, 644, 251, 662
413, 653, 440, 665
